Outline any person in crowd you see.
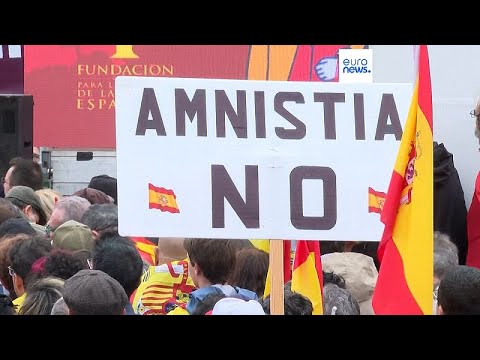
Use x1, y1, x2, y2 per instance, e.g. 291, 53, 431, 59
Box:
91, 234, 143, 315
62, 269, 128, 315
227, 239, 255, 252
88, 175, 117, 205
42, 249, 87, 280
0, 294, 16, 315
321, 251, 378, 315
437, 265, 480, 315
33, 147, 40, 164
263, 287, 313, 315
19, 277, 64, 315
0, 234, 28, 298
184, 238, 258, 314
434, 141, 468, 265
8, 235, 52, 312
81, 203, 158, 268
3, 157, 43, 195
320, 241, 380, 270
323, 271, 347, 288
466, 102, 480, 268
46, 196, 90, 238
0, 198, 23, 226
35, 189, 63, 223
73, 188, 114, 205
211, 297, 265, 315
433, 231, 459, 312
81, 203, 118, 240
0, 218, 36, 239
132, 237, 196, 315
229, 247, 269, 298
190, 293, 226, 315
323, 283, 361, 315
5, 186, 47, 226
52, 220, 95, 253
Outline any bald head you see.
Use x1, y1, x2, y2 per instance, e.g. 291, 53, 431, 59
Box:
155, 238, 187, 265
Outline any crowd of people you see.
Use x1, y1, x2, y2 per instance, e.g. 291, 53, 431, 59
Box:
0, 147, 478, 315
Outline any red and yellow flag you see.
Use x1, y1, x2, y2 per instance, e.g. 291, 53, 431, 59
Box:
148, 183, 180, 213
291, 241, 323, 315
368, 187, 386, 214
372, 45, 433, 315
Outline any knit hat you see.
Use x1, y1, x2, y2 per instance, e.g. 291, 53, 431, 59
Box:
88, 175, 117, 204
63, 269, 128, 315
73, 188, 114, 205
0, 217, 36, 238
52, 220, 94, 252
5, 186, 47, 225
211, 297, 265, 315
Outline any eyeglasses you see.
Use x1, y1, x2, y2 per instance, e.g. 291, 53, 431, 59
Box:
87, 258, 93, 270
8, 266, 15, 277
45, 224, 56, 237
471, 110, 479, 118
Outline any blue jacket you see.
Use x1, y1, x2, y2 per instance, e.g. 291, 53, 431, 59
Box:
186, 284, 258, 314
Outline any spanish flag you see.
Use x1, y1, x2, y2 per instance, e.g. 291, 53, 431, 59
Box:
368, 187, 386, 214
148, 183, 180, 213
372, 45, 433, 315
291, 240, 323, 315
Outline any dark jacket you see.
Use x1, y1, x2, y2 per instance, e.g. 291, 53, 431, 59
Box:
434, 142, 468, 264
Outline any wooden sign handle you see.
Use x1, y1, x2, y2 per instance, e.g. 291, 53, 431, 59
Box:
269, 239, 285, 315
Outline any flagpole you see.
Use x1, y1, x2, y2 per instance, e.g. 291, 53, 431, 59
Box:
269, 239, 285, 315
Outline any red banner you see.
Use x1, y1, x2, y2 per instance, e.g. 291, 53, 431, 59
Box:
24, 45, 366, 148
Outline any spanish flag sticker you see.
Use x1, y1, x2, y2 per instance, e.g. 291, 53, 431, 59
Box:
148, 183, 180, 214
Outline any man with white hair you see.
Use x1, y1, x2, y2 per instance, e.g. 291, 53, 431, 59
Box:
46, 196, 91, 238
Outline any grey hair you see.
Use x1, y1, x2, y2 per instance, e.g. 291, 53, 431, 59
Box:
81, 204, 118, 232
434, 231, 459, 283
54, 196, 91, 224
323, 283, 360, 315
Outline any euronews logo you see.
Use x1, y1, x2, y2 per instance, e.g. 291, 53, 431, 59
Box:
339, 49, 373, 83
342, 58, 371, 74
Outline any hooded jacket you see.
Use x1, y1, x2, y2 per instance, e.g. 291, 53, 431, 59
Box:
321, 252, 378, 315
434, 142, 468, 264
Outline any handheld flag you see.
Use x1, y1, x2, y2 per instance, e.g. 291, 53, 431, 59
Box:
372, 45, 433, 315
291, 240, 323, 315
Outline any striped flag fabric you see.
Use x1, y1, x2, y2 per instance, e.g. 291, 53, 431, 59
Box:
291, 240, 323, 315
368, 187, 386, 214
148, 183, 180, 213
372, 45, 433, 315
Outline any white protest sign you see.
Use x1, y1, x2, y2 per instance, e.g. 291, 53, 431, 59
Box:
115, 76, 412, 241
